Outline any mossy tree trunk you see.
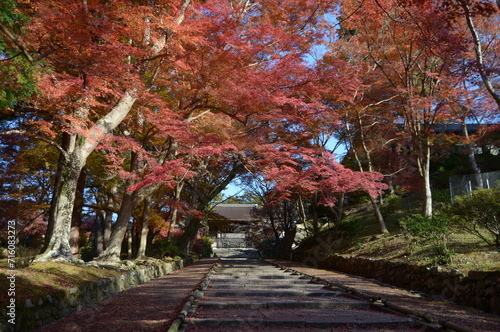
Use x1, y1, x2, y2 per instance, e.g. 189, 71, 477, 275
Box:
36, 91, 137, 262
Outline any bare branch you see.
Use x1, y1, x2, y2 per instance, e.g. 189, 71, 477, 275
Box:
187, 109, 211, 122
0, 129, 27, 136
0, 23, 55, 62
362, 94, 400, 110
0, 22, 34, 62
459, 0, 500, 109
0, 129, 69, 160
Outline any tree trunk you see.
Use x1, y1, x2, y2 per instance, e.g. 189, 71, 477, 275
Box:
36, 91, 137, 262
95, 182, 160, 262
460, 0, 500, 109
176, 162, 242, 254
70, 171, 86, 255
127, 226, 133, 260
95, 190, 138, 262
36, 156, 85, 262
468, 150, 483, 189
42, 132, 71, 253
336, 193, 345, 223
94, 211, 105, 256
136, 197, 151, 258
370, 196, 388, 234
421, 139, 433, 217
387, 175, 394, 195
356, 111, 389, 233
167, 179, 184, 240
406, 111, 433, 218
103, 191, 115, 248
15, 178, 24, 246
462, 121, 483, 189
345, 114, 388, 232
278, 226, 296, 259
177, 215, 201, 256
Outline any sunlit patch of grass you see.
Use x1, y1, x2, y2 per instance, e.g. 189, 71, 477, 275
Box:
305, 193, 500, 276
0, 260, 124, 308
336, 230, 500, 274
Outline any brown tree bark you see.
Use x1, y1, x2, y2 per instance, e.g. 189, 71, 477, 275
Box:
70, 171, 87, 255
36, 92, 137, 262
136, 197, 151, 258
176, 162, 242, 255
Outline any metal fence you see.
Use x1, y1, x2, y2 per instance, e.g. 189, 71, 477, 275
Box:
449, 170, 500, 201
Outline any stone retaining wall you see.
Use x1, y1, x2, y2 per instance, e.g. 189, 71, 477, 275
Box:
0, 256, 198, 332
293, 253, 500, 316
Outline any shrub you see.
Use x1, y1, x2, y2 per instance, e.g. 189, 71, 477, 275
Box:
339, 215, 365, 238
192, 239, 205, 256
380, 194, 402, 218
256, 238, 274, 257
163, 243, 183, 258
399, 213, 452, 265
79, 245, 95, 262
200, 236, 214, 257
451, 188, 500, 248
153, 238, 183, 258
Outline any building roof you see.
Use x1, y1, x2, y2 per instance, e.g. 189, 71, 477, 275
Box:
211, 204, 258, 221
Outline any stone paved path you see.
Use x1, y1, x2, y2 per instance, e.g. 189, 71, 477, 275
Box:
185, 258, 423, 331
271, 259, 500, 332
34, 252, 500, 332
37, 258, 218, 332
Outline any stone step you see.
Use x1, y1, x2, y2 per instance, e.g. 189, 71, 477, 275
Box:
185, 258, 418, 331
207, 283, 324, 289
209, 278, 313, 284
187, 308, 414, 329
217, 271, 297, 279
203, 289, 342, 297
187, 327, 418, 332
211, 274, 300, 278
199, 296, 370, 309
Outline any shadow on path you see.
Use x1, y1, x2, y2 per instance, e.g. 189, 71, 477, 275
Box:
212, 248, 259, 258
37, 258, 218, 332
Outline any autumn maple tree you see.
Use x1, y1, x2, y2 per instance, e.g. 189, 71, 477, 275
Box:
0, 0, 357, 262
335, 0, 500, 217
1, 0, 191, 262
5, 0, 496, 263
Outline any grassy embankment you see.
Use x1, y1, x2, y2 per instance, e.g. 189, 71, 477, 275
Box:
301, 191, 500, 274
0, 259, 124, 308
0, 255, 181, 309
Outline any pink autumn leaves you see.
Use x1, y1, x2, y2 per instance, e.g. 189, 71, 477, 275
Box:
260, 145, 387, 207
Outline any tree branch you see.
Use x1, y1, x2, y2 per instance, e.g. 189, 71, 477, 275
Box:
0, 129, 69, 160
459, 0, 500, 109
0, 22, 55, 62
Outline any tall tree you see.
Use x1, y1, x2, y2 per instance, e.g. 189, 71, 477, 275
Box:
117, 0, 352, 256
339, 0, 470, 216
323, 35, 399, 232
452, 0, 500, 109
15, 0, 192, 262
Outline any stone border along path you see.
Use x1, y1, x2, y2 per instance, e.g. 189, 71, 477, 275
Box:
268, 259, 500, 332
177, 257, 438, 331
36, 258, 219, 332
